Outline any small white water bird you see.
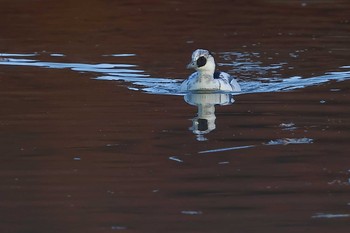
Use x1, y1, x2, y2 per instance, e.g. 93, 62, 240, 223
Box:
180, 49, 241, 92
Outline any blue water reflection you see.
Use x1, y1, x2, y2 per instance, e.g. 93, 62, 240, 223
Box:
1, 52, 350, 95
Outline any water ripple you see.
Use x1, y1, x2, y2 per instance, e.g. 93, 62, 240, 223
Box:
312, 213, 350, 219
1, 52, 350, 95
198, 137, 313, 155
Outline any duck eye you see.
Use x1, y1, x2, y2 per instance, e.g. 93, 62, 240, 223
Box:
196, 56, 207, 68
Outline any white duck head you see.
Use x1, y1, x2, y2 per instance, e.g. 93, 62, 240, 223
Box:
187, 49, 216, 75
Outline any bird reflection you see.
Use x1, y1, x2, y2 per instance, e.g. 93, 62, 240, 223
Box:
184, 93, 235, 141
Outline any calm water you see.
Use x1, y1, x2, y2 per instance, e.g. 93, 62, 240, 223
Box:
1, 0, 350, 232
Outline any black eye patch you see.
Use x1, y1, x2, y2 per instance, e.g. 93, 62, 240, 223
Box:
196, 56, 207, 68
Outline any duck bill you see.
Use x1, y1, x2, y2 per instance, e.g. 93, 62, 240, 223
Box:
186, 61, 196, 69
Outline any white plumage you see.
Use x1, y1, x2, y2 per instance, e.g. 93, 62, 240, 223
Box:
180, 49, 241, 92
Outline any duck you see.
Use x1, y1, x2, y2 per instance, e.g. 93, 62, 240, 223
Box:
180, 49, 241, 92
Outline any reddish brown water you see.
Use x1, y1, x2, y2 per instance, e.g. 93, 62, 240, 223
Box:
1, 0, 350, 232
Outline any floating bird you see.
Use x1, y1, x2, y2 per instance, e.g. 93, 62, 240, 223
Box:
180, 49, 241, 92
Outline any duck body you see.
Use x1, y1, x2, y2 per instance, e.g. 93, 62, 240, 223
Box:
180, 49, 241, 93
181, 70, 241, 92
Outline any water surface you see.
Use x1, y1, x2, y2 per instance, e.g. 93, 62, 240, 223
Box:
1, 1, 350, 233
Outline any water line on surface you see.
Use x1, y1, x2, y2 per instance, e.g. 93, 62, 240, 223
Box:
198, 137, 313, 155
1, 52, 350, 96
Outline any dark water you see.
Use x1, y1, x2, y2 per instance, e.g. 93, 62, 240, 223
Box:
1, 0, 350, 232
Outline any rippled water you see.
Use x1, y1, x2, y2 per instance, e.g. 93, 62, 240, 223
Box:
1, 1, 350, 233
2, 52, 349, 95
